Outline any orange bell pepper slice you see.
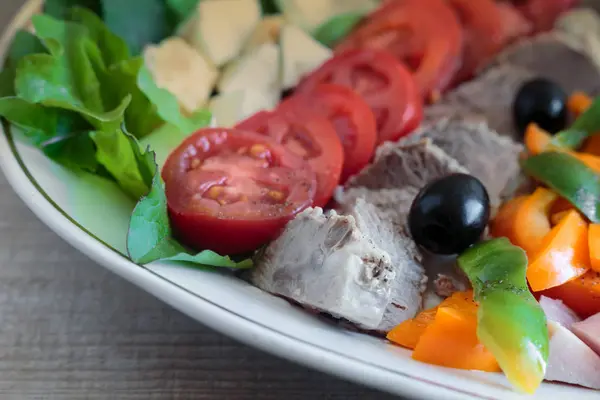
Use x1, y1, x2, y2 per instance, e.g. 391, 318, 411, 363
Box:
589, 224, 600, 273
387, 291, 474, 349
582, 135, 600, 156
527, 210, 590, 292
550, 210, 571, 226
514, 188, 557, 257
412, 307, 501, 372
490, 196, 528, 240
523, 123, 600, 173
543, 271, 600, 318
524, 123, 551, 155
567, 92, 592, 116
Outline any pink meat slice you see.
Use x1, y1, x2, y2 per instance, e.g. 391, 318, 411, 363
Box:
572, 313, 600, 356
539, 296, 581, 328
546, 321, 600, 389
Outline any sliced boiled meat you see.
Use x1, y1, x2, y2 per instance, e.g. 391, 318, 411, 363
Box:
556, 8, 600, 72
346, 139, 468, 191
340, 141, 472, 315
426, 63, 536, 140
488, 33, 600, 95
343, 195, 427, 331
581, 0, 600, 14
572, 313, 600, 356
400, 117, 524, 206
546, 321, 600, 389
540, 295, 582, 328
251, 207, 395, 330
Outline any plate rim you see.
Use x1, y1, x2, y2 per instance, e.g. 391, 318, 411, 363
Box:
0, 2, 544, 399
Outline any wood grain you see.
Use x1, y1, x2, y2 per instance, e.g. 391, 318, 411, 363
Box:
0, 2, 401, 399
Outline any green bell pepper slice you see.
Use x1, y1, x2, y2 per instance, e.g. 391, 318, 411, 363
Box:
521, 151, 600, 223
458, 238, 549, 394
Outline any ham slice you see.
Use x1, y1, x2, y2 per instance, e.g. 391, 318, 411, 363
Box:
539, 296, 581, 328
546, 321, 600, 389
572, 313, 600, 356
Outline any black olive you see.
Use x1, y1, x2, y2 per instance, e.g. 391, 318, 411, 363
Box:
513, 78, 568, 136
408, 174, 490, 255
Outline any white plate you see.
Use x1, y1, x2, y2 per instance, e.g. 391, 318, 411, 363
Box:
1, 2, 598, 399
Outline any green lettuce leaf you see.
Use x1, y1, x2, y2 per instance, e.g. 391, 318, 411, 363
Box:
127, 154, 253, 268
101, 0, 175, 55
68, 6, 130, 67
137, 63, 212, 134
44, 0, 102, 19
15, 52, 130, 131
314, 12, 364, 47
23, 15, 106, 113
7, 30, 47, 66
0, 97, 98, 172
0, 30, 48, 97
42, 131, 99, 172
260, 0, 279, 15
89, 127, 151, 199
104, 58, 163, 137
166, 0, 200, 22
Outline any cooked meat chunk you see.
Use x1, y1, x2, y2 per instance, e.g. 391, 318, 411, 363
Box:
488, 33, 600, 95
251, 207, 395, 330
337, 187, 419, 227
425, 32, 600, 141
572, 313, 600, 356
346, 139, 468, 191
419, 252, 471, 309
556, 8, 600, 72
343, 193, 427, 331
337, 141, 474, 326
540, 295, 581, 328
400, 117, 524, 206
433, 274, 464, 298
546, 321, 600, 389
425, 64, 536, 139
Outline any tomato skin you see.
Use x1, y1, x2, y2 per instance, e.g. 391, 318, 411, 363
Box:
336, 0, 463, 100
162, 128, 316, 255
280, 84, 377, 182
236, 107, 344, 207
444, 0, 505, 84
297, 48, 422, 144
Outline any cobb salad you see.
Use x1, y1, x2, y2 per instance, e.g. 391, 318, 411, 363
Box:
2, 0, 600, 395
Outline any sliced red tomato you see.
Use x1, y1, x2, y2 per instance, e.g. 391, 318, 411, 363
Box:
513, 0, 578, 33
296, 49, 422, 144
336, 0, 463, 100
162, 128, 316, 255
236, 108, 343, 207
280, 84, 377, 182
444, 0, 505, 83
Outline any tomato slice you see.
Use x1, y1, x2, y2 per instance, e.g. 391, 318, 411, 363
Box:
336, 0, 463, 100
280, 84, 377, 182
162, 128, 316, 255
236, 107, 344, 207
444, 0, 505, 83
513, 0, 578, 33
296, 49, 422, 144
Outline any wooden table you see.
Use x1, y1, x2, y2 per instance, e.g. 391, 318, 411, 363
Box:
0, 2, 400, 399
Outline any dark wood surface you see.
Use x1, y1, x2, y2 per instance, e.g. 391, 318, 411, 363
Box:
0, 1, 401, 399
